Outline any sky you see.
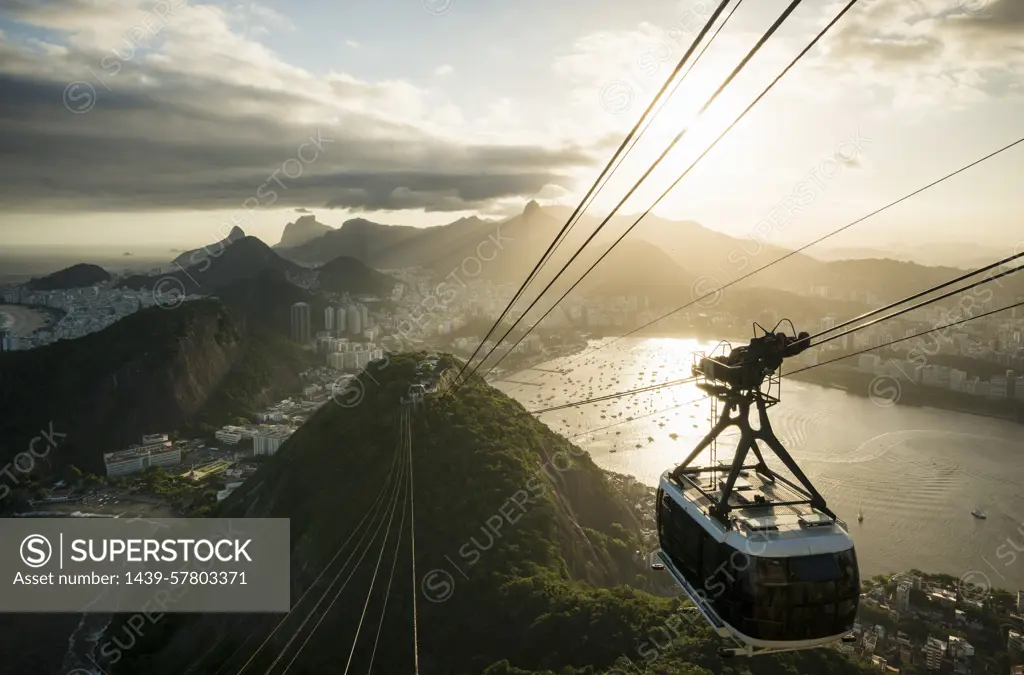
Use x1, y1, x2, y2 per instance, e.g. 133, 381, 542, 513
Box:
0, 0, 1022, 253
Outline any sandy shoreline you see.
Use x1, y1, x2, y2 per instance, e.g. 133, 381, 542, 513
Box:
0, 303, 51, 336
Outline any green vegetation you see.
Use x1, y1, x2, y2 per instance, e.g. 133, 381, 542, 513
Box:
183, 327, 315, 436
122, 467, 219, 515
106, 353, 874, 675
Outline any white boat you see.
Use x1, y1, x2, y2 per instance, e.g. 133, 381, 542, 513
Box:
971, 509, 986, 519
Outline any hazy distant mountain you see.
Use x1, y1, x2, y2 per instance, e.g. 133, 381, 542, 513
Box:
26, 263, 110, 290
576, 240, 696, 305
317, 255, 396, 296
122, 236, 302, 294
276, 214, 334, 249
809, 242, 1009, 269
278, 201, 560, 285
172, 226, 246, 268
213, 268, 323, 337
275, 201, 1024, 307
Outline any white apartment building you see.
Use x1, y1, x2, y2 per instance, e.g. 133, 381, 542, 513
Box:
947, 636, 974, 659
215, 427, 244, 445
103, 439, 182, 477
253, 428, 293, 456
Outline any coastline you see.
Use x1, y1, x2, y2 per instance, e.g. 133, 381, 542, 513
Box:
786, 363, 1024, 426
491, 329, 1024, 428
0, 302, 64, 337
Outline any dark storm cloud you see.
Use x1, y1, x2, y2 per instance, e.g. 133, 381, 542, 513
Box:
0, 47, 594, 213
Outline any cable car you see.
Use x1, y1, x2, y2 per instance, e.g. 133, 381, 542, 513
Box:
656, 323, 860, 657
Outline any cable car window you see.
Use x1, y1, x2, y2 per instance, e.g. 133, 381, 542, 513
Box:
789, 554, 840, 583
700, 529, 718, 584
681, 515, 703, 576
790, 581, 835, 606
836, 548, 859, 597
756, 557, 787, 584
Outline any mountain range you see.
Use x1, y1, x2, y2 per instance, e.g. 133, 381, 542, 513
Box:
120, 236, 396, 306
268, 202, 1024, 308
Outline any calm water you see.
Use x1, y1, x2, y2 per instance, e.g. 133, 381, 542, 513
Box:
495, 337, 1024, 592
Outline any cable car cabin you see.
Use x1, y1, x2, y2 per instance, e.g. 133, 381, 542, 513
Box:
656, 469, 858, 652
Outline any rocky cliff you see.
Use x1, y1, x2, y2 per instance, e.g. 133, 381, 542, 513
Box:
0, 299, 300, 475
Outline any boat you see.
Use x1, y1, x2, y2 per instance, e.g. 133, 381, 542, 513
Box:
857, 511, 863, 523
971, 509, 986, 519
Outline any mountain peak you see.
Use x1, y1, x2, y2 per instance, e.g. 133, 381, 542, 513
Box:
172, 227, 247, 267
523, 199, 542, 217
277, 214, 333, 248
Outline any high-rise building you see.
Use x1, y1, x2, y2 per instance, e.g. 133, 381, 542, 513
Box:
0, 329, 8, 352
896, 582, 911, 613
324, 306, 335, 332
253, 428, 292, 456
291, 302, 312, 344
925, 637, 945, 671
360, 304, 369, 328
336, 305, 347, 333
347, 304, 362, 335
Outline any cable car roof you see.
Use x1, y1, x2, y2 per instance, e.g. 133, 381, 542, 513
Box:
660, 470, 853, 557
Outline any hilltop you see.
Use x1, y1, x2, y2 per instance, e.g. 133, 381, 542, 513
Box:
121, 236, 303, 295
172, 226, 246, 268
317, 254, 396, 296
276, 214, 335, 248
102, 354, 872, 675
26, 262, 111, 290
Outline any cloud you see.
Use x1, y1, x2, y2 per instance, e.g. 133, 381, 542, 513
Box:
294, 207, 311, 213
433, 64, 453, 76
822, 0, 1024, 105
0, 0, 597, 214
345, 38, 360, 49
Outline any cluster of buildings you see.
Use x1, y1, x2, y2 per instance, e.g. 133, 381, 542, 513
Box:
214, 425, 295, 456
0, 281, 203, 351
450, 334, 544, 359
777, 305, 1024, 400
291, 299, 379, 346
846, 572, 1024, 674
856, 354, 1024, 401
102, 434, 182, 477
316, 338, 385, 371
